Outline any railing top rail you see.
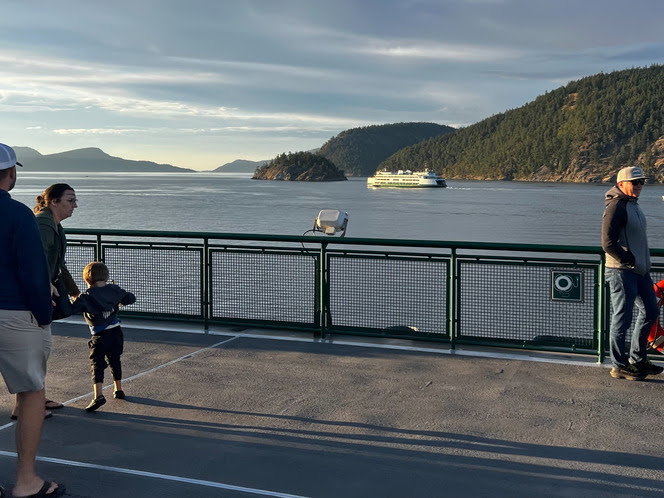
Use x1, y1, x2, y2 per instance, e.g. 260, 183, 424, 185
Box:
66, 228, 608, 255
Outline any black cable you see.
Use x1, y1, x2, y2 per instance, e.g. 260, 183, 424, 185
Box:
301, 229, 322, 258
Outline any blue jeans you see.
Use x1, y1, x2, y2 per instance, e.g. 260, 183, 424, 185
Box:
606, 269, 658, 368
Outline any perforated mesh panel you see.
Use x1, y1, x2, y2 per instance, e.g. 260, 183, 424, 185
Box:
651, 270, 664, 332
63, 244, 96, 291
102, 246, 202, 316
210, 250, 315, 323
608, 269, 664, 342
459, 261, 595, 347
328, 255, 448, 335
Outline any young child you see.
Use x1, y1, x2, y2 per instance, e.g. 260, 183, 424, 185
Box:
71, 261, 136, 412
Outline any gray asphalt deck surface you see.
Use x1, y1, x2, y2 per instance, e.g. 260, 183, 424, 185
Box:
0, 319, 663, 497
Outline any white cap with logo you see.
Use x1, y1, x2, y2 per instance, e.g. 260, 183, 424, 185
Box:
0, 144, 22, 170
617, 166, 646, 182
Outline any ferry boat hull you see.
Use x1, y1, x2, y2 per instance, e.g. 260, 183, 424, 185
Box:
367, 169, 447, 188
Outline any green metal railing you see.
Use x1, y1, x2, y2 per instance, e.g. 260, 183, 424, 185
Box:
64, 228, 664, 362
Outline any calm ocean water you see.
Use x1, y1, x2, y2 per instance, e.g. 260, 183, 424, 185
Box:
10, 171, 664, 248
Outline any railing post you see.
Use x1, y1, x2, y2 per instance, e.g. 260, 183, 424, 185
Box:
96, 234, 103, 262
449, 248, 456, 350
203, 237, 210, 332
597, 256, 605, 364
319, 241, 328, 338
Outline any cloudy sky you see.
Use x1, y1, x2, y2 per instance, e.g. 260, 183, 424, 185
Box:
1, 1, 663, 171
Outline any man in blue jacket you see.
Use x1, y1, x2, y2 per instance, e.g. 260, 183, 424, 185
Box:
602, 166, 663, 381
0, 144, 65, 497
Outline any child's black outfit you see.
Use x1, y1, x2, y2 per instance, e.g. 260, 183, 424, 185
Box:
72, 284, 136, 384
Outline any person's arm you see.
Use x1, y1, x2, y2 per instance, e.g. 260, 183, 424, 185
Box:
16, 215, 52, 326
602, 199, 634, 266
120, 291, 136, 306
58, 225, 81, 296
60, 265, 81, 297
70, 294, 92, 314
36, 219, 59, 281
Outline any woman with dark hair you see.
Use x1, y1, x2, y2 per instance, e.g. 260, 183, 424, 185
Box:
33, 183, 81, 302
10, 184, 81, 419
35, 184, 81, 411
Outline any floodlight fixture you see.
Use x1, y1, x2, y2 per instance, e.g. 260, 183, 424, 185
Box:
313, 209, 348, 237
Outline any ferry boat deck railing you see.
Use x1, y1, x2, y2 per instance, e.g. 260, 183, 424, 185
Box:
65, 228, 664, 363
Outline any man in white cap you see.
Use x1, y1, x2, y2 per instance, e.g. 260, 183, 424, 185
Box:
0, 144, 65, 497
602, 166, 663, 381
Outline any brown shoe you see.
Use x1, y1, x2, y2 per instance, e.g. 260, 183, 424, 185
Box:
610, 364, 647, 381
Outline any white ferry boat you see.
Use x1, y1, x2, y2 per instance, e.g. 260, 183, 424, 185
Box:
367, 169, 446, 188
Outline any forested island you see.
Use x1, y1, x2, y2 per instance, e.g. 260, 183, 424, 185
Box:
252, 151, 347, 181
317, 122, 454, 177
380, 65, 664, 182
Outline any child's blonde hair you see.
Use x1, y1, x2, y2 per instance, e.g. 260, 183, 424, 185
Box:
83, 261, 109, 286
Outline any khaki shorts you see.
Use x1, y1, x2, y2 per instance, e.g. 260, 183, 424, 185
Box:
0, 310, 52, 394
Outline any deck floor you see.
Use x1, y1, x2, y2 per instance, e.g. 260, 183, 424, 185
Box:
0, 318, 663, 497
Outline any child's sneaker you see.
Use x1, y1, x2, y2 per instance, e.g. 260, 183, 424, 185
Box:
114, 390, 125, 399
85, 395, 106, 412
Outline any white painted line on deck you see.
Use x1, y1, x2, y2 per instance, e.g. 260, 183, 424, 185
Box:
0, 335, 243, 433
63, 334, 242, 405
0, 450, 308, 498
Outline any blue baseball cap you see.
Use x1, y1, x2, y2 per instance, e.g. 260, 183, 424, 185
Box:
0, 143, 22, 170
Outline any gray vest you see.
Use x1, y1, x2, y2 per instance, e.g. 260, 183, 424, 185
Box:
605, 200, 651, 275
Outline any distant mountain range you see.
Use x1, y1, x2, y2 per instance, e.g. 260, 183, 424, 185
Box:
13, 147, 195, 172
211, 150, 320, 173
11, 146, 317, 175
212, 159, 269, 173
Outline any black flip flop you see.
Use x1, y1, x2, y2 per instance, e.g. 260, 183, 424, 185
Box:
10, 411, 53, 421
13, 481, 65, 498
45, 399, 64, 410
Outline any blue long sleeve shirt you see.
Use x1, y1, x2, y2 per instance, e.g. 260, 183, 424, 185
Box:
0, 190, 53, 325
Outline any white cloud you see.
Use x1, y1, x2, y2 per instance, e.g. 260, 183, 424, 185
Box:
355, 41, 523, 62
53, 128, 144, 135
0, 51, 224, 86
0, 50, 358, 127
52, 121, 360, 137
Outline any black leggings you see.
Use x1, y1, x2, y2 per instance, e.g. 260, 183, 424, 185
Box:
88, 327, 124, 383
